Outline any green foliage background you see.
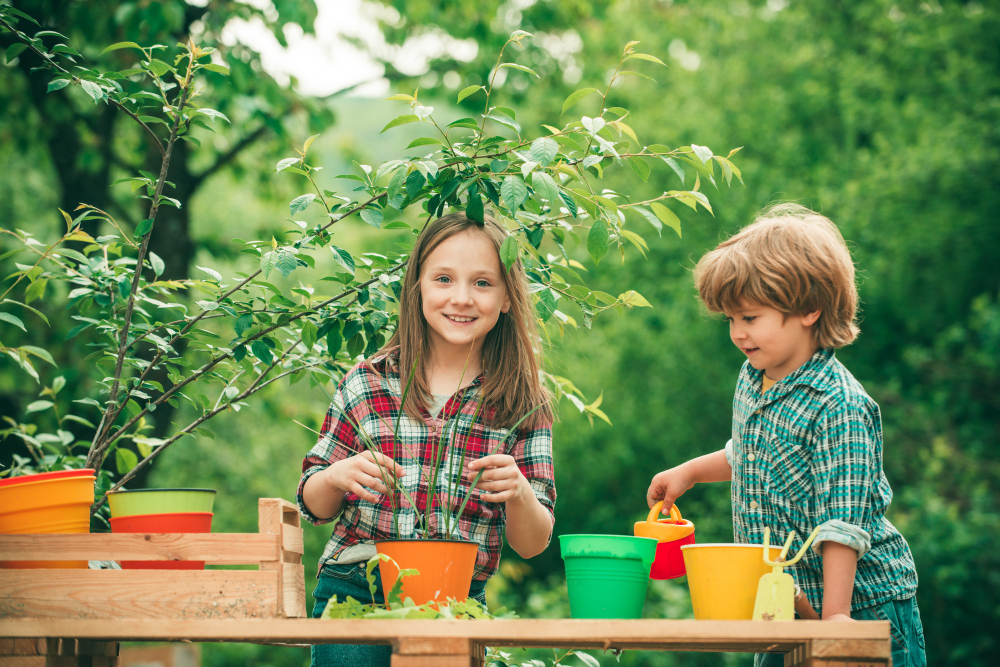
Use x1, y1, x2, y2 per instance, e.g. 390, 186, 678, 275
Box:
3, 1, 999, 665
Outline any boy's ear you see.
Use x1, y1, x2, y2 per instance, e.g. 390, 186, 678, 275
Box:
802, 309, 821, 327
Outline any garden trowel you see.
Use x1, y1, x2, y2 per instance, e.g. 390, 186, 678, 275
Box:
752, 526, 821, 621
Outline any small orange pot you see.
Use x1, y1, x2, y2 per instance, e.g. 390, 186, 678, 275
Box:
375, 538, 478, 607
633, 501, 696, 580
110, 512, 213, 569
0, 469, 95, 569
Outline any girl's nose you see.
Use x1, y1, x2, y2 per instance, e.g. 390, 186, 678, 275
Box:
451, 284, 474, 304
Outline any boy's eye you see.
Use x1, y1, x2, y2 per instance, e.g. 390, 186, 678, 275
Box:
743, 316, 757, 322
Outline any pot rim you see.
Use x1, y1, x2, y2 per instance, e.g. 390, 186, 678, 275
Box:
0, 468, 95, 488
680, 543, 782, 549
375, 537, 476, 545
108, 488, 217, 495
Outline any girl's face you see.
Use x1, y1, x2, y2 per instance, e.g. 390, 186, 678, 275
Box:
419, 229, 511, 360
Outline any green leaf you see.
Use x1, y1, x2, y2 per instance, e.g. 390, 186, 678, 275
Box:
21, 345, 59, 368
235, 313, 254, 337
625, 53, 667, 66
499, 236, 520, 270
24, 278, 47, 304
457, 85, 484, 103
0, 312, 26, 331
616, 70, 656, 82
466, 193, 484, 223
619, 289, 652, 308
301, 320, 318, 350
201, 63, 230, 76
194, 108, 230, 124
5, 43, 28, 63
559, 192, 578, 217
79, 80, 104, 103
530, 137, 559, 167
628, 157, 650, 182
405, 171, 426, 199
276, 157, 300, 172
662, 157, 686, 184
483, 114, 521, 133
406, 137, 441, 149
145, 59, 172, 77
331, 246, 355, 275
102, 41, 142, 54
387, 167, 407, 204
447, 117, 480, 130
260, 251, 277, 279
587, 221, 610, 264
276, 249, 298, 278
561, 87, 601, 114
116, 448, 139, 475
650, 202, 682, 237
289, 194, 316, 216
500, 176, 528, 211
633, 207, 662, 235
690, 144, 713, 165
25, 400, 53, 414
250, 340, 273, 365
532, 171, 561, 203
149, 251, 165, 276
497, 62, 539, 77
46, 78, 70, 93
360, 208, 383, 228
575, 650, 601, 667
326, 323, 343, 357
380, 115, 420, 134
135, 218, 153, 236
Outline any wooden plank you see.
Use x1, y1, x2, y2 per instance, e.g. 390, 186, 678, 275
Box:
0, 619, 892, 647
394, 638, 472, 655
0, 534, 278, 564
391, 657, 470, 667
811, 639, 890, 660
280, 563, 306, 618
0, 571, 278, 620
282, 526, 304, 560
0, 658, 45, 667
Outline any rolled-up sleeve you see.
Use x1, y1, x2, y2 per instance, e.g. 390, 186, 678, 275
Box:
810, 403, 875, 558
296, 381, 360, 526
508, 421, 556, 534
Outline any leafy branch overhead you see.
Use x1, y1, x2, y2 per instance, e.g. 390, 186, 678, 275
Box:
0, 8, 742, 511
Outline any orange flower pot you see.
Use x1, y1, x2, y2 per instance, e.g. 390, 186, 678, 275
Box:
375, 538, 478, 607
109, 512, 213, 569
0, 469, 96, 569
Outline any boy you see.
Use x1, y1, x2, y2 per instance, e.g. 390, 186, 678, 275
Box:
647, 204, 925, 666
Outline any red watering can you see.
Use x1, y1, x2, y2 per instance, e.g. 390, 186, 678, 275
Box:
633, 501, 696, 580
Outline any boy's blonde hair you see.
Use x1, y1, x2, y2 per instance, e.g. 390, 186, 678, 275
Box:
694, 203, 860, 349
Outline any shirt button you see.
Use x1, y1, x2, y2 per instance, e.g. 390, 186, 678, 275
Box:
747, 453, 756, 462
749, 500, 758, 509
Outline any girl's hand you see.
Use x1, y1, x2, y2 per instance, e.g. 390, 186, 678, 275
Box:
646, 465, 694, 514
326, 451, 404, 504
468, 454, 529, 504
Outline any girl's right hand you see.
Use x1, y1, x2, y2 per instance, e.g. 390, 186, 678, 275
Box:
646, 465, 694, 515
326, 451, 404, 504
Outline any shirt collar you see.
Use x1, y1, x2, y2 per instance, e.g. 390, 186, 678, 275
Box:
750, 348, 836, 404
372, 351, 485, 394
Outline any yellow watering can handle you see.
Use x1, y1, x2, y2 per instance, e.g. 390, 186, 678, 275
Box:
647, 500, 682, 524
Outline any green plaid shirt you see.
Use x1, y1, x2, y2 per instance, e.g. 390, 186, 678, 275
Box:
725, 348, 918, 612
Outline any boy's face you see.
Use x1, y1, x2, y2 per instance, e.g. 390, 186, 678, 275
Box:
724, 302, 821, 381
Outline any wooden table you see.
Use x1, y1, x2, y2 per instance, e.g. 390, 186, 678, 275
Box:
0, 618, 891, 667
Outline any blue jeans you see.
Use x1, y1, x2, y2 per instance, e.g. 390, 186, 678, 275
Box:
310, 561, 488, 667
754, 596, 926, 667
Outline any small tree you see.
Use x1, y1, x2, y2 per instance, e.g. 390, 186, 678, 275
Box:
0, 7, 742, 518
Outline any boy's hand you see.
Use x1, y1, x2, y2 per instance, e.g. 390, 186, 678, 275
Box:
823, 613, 855, 622
647, 465, 694, 514
468, 454, 530, 504
327, 451, 404, 504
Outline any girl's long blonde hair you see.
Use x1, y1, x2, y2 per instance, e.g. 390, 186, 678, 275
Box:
375, 211, 552, 429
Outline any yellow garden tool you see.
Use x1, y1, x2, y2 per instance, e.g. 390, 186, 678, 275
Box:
752, 526, 821, 621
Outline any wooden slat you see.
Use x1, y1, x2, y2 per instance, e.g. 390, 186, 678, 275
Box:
0, 619, 891, 647
811, 639, 890, 660
0, 571, 278, 620
280, 563, 306, 618
0, 534, 278, 564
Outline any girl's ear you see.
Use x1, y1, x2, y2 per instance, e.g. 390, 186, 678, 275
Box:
501, 294, 511, 314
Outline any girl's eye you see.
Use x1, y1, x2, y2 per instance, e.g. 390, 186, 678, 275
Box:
435, 276, 451, 284
475, 280, 491, 288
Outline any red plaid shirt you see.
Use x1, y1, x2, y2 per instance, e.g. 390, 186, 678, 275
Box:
297, 354, 556, 581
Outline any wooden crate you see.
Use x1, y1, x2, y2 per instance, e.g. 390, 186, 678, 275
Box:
0, 498, 305, 621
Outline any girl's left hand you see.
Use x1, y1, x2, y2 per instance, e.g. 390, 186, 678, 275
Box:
468, 454, 529, 504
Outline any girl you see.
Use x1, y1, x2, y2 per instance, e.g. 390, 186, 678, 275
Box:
297, 211, 556, 667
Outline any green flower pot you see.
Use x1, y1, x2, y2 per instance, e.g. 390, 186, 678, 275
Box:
559, 534, 657, 619
107, 488, 216, 517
